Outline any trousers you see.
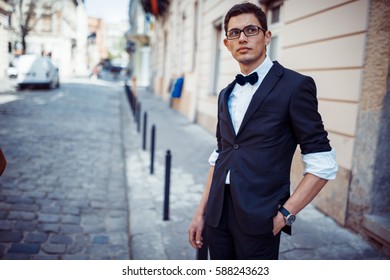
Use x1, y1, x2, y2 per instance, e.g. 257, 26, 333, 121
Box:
206, 184, 281, 260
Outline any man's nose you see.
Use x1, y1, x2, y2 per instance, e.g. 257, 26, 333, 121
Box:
238, 30, 248, 41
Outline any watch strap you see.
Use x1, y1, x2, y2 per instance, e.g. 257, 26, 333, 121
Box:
279, 206, 291, 217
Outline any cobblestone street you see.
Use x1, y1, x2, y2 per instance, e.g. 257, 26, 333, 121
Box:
0, 78, 130, 259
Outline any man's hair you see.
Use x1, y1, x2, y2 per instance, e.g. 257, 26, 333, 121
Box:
223, 2, 268, 33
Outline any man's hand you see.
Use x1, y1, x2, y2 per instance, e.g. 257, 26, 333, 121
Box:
188, 214, 205, 249
272, 211, 286, 236
189, 165, 214, 249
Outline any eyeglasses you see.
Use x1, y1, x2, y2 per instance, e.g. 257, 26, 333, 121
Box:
225, 25, 266, 40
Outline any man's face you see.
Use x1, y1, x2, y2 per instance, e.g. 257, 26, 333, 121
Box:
224, 13, 271, 73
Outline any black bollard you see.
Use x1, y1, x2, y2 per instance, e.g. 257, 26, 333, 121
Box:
142, 112, 147, 150
163, 150, 171, 221
133, 99, 138, 123
150, 125, 156, 174
132, 95, 137, 118
136, 102, 141, 133
125, 84, 134, 114
124, 84, 130, 104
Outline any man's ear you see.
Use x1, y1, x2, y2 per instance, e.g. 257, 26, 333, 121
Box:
265, 30, 272, 46
223, 38, 230, 50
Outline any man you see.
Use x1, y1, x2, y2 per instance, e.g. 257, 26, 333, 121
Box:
188, 2, 338, 260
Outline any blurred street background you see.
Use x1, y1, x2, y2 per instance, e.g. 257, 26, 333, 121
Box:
0, 0, 389, 259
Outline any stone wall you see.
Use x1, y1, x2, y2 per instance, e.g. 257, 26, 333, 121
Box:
347, 0, 390, 253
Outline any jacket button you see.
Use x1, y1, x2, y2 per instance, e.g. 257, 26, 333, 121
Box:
233, 144, 239, 149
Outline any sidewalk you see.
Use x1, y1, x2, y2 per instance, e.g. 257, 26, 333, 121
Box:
122, 87, 387, 260
0, 78, 17, 96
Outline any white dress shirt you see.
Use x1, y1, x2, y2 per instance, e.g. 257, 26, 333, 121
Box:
209, 56, 338, 182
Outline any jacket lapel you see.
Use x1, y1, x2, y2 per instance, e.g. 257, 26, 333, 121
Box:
236, 61, 284, 137
221, 81, 236, 135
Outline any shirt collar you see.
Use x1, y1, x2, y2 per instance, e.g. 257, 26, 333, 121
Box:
243, 56, 273, 80
233, 56, 273, 91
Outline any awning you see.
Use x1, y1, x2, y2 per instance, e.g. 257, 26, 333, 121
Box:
141, 0, 170, 17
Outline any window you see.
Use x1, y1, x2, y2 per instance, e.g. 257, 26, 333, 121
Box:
266, 1, 284, 61
211, 20, 222, 95
41, 15, 52, 33
269, 36, 279, 61
192, 0, 199, 72
28, 14, 36, 30
271, 5, 280, 23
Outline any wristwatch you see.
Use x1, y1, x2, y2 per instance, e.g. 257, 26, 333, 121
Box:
279, 206, 296, 226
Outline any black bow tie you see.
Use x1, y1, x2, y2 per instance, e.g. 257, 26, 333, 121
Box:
235, 72, 259, 86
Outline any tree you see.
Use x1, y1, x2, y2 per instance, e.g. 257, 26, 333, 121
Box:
10, 0, 60, 54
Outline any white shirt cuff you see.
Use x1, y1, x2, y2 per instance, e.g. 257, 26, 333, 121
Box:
302, 148, 338, 180
208, 149, 219, 166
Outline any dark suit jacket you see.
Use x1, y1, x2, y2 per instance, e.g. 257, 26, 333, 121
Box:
204, 61, 331, 235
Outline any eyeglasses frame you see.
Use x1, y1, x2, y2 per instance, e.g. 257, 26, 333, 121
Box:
225, 25, 267, 40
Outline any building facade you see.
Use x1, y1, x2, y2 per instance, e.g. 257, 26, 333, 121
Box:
0, 0, 14, 79
2, 0, 88, 78
126, 0, 154, 87
148, 0, 390, 255
87, 16, 108, 70
23, 0, 88, 77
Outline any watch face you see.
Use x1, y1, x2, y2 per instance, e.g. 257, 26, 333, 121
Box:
286, 214, 296, 226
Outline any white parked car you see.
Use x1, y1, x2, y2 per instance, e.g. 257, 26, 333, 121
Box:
7, 56, 20, 78
17, 54, 60, 89
7, 63, 18, 78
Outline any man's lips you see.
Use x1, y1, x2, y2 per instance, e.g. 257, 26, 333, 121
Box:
237, 47, 251, 53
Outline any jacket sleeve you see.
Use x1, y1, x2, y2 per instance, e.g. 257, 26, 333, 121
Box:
289, 76, 331, 155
